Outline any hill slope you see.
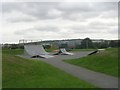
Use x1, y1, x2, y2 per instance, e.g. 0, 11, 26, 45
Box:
2, 49, 95, 88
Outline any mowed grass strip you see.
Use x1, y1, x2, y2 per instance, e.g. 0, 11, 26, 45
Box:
2, 49, 96, 88
70, 49, 96, 52
64, 48, 118, 77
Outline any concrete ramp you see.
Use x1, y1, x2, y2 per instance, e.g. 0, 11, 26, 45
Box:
24, 45, 54, 58
54, 48, 74, 55
60, 48, 74, 55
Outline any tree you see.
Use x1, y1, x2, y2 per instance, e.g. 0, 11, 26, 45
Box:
59, 43, 68, 49
50, 43, 58, 50
43, 45, 51, 49
75, 44, 81, 49
80, 38, 94, 49
10, 44, 18, 49
93, 42, 101, 49
99, 41, 109, 48
109, 40, 118, 47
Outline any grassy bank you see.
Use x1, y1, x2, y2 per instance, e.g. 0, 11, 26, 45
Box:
2, 49, 95, 88
64, 48, 118, 77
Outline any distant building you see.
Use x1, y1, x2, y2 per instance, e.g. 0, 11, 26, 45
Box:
92, 39, 105, 43
18, 39, 116, 49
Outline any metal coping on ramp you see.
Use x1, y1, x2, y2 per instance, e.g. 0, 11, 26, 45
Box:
24, 45, 54, 58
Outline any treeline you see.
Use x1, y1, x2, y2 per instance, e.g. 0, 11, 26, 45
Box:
75, 38, 119, 49
2, 44, 24, 49
60, 38, 119, 49
2, 38, 120, 49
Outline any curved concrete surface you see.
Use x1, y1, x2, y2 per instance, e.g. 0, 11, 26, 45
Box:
24, 45, 54, 58
54, 48, 74, 55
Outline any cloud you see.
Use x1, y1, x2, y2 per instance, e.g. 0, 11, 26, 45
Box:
2, 2, 118, 43
3, 2, 117, 22
56, 2, 117, 20
14, 25, 60, 35
3, 11, 37, 22
2, 2, 61, 20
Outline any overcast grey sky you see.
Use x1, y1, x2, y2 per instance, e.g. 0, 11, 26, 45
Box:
1, 1, 118, 43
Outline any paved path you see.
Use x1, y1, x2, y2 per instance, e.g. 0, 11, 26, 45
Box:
19, 51, 118, 88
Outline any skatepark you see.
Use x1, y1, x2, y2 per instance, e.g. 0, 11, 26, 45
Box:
24, 44, 74, 58
18, 44, 118, 88
2, 1, 119, 88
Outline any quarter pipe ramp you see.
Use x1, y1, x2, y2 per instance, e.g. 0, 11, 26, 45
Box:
54, 48, 74, 55
24, 45, 54, 58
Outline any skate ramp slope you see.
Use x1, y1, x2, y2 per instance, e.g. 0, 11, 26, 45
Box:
88, 50, 98, 55
24, 45, 54, 58
54, 48, 74, 55
60, 48, 74, 55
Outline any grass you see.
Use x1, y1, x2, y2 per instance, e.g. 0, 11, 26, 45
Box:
45, 48, 96, 52
45, 49, 53, 52
2, 49, 24, 55
2, 49, 96, 88
0, 49, 1, 89
64, 48, 118, 77
70, 49, 96, 52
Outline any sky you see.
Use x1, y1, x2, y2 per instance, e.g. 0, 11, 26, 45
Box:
1, 1, 118, 44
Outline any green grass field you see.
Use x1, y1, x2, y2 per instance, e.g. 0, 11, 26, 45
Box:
0, 49, 2, 89
70, 49, 96, 52
45, 48, 96, 52
64, 48, 118, 77
2, 49, 96, 88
